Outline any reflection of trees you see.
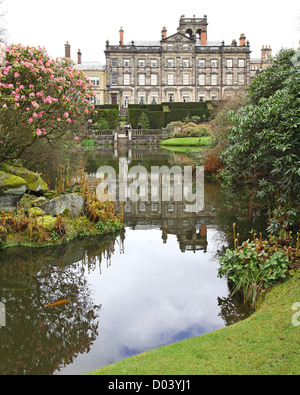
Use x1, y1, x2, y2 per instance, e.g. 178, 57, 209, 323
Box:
217, 292, 252, 327
0, 236, 118, 375
204, 179, 268, 252
0, 263, 100, 375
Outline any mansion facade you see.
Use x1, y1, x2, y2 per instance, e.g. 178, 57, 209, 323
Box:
105, 15, 252, 106
65, 15, 272, 106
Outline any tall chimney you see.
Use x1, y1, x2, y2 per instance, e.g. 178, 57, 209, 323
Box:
200, 26, 207, 46
239, 33, 246, 46
65, 41, 71, 58
161, 26, 167, 39
119, 27, 124, 46
77, 49, 82, 65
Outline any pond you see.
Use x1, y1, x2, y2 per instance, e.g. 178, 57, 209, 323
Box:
0, 146, 267, 375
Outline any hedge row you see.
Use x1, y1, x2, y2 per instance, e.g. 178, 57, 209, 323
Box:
92, 105, 118, 129
128, 102, 212, 128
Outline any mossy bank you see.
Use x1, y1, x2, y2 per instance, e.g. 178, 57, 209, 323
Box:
0, 163, 123, 250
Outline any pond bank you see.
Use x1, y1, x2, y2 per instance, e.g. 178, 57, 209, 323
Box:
0, 164, 123, 250
89, 269, 300, 375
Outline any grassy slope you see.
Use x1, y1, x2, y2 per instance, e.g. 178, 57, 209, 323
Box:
159, 137, 213, 146
89, 270, 300, 375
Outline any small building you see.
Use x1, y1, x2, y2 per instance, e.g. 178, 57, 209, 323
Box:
65, 42, 107, 105
250, 45, 272, 78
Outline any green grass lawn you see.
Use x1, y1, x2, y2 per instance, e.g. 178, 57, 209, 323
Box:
159, 136, 213, 147
160, 146, 202, 153
89, 270, 300, 375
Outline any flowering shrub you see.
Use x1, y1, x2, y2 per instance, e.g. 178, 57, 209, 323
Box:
0, 44, 95, 162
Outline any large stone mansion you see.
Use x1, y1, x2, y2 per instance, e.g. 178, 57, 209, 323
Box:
68, 15, 272, 106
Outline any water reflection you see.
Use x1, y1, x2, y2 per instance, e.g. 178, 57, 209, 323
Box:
0, 238, 115, 375
0, 146, 266, 375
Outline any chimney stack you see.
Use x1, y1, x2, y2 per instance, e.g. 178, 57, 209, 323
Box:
65, 41, 71, 58
239, 33, 246, 46
119, 27, 124, 46
200, 26, 207, 46
77, 49, 82, 65
161, 26, 167, 39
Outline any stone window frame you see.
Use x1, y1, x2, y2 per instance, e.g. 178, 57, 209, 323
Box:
210, 73, 218, 86
138, 73, 146, 86
182, 58, 190, 68
150, 59, 158, 67
238, 73, 245, 85
182, 94, 190, 102
167, 58, 174, 68
226, 58, 233, 68
111, 73, 118, 85
182, 73, 190, 85
198, 59, 206, 68
138, 59, 145, 68
150, 74, 158, 86
111, 58, 118, 67
238, 58, 245, 68
226, 73, 233, 85
167, 73, 175, 85
123, 58, 130, 67
198, 73, 206, 85
89, 76, 100, 86
211, 59, 218, 68
123, 73, 130, 86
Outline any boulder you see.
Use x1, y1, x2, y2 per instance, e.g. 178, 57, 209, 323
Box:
0, 171, 27, 211
41, 193, 84, 218
0, 163, 48, 194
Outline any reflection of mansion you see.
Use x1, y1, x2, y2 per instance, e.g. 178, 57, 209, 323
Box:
91, 153, 218, 252
65, 15, 272, 106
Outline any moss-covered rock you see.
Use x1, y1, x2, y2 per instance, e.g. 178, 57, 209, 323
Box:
0, 163, 48, 194
0, 171, 27, 211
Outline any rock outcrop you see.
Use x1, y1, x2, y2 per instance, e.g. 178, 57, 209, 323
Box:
0, 163, 49, 211
40, 193, 84, 218
0, 171, 27, 211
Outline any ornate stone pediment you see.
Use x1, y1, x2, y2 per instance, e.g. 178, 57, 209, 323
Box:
164, 33, 194, 42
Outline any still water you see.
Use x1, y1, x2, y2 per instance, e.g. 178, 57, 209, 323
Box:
0, 146, 266, 375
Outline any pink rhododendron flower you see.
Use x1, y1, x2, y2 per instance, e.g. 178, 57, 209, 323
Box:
74, 136, 79, 140
28, 118, 33, 123
64, 112, 69, 118
36, 129, 42, 136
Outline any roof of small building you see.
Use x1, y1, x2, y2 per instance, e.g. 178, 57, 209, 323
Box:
75, 61, 105, 70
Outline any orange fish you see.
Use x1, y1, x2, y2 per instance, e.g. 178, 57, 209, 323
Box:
45, 299, 71, 308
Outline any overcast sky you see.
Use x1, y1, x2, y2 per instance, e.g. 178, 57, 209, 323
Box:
2, 0, 299, 64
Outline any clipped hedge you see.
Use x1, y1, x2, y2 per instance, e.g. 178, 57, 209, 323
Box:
128, 102, 212, 128
92, 105, 118, 129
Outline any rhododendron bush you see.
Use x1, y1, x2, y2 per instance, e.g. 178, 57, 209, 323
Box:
0, 44, 95, 162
